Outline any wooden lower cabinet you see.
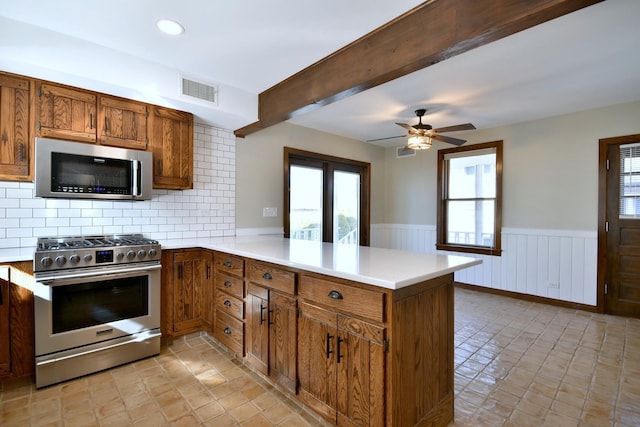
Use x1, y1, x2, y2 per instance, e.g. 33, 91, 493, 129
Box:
212, 252, 245, 357
170, 249, 454, 427
298, 284, 385, 426
162, 249, 213, 336
245, 260, 297, 393
0, 262, 35, 381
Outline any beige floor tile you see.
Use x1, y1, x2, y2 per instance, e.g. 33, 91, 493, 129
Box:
2, 287, 639, 426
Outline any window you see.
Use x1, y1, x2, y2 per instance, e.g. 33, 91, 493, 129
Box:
437, 141, 502, 255
284, 148, 370, 246
620, 143, 640, 218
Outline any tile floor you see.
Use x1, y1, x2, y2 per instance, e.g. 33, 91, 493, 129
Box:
1, 287, 639, 426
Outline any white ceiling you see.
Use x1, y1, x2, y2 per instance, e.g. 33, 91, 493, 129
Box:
1, 0, 639, 147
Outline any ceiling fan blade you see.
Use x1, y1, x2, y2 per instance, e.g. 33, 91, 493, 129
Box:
433, 123, 476, 133
366, 135, 406, 142
395, 122, 416, 132
432, 134, 467, 146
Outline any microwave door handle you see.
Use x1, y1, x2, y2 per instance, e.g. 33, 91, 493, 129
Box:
133, 160, 141, 197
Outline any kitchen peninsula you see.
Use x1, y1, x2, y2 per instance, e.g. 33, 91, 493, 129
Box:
163, 236, 481, 426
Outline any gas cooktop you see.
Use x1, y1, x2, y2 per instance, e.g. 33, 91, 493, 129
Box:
37, 234, 158, 251
34, 234, 161, 272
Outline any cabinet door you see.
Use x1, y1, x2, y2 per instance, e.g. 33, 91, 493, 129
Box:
0, 73, 31, 181
36, 82, 96, 143
0, 269, 10, 376
171, 250, 208, 335
269, 291, 297, 393
150, 106, 193, 189
336, 315, 385, 427
98, 96, 148, 149
298, 302, 338, 423
246, 284, 269, 375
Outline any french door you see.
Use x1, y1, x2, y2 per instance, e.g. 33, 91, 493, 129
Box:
284, 148, 370, 246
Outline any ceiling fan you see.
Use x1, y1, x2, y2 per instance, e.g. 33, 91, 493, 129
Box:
369, 109, 476, 149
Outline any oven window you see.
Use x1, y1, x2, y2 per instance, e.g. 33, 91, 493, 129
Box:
52, 275, 149, 334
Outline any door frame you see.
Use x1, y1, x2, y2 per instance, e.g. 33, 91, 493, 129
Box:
597, 133, 640, 314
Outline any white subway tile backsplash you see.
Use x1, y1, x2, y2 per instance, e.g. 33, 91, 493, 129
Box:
0, 123, 235, 247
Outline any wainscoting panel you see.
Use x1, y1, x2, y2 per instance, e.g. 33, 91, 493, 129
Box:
371, 224, 598, 306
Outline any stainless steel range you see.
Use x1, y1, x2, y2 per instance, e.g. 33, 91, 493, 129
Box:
33, 234, 162, 388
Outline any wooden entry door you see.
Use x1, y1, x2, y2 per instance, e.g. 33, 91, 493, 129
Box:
602, 138, 640, 317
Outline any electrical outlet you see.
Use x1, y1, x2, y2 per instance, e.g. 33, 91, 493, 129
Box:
263, 207, 277, 217
548, 282, 559, 289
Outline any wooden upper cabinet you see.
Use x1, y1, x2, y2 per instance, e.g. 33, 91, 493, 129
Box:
98, 96, 148, 150
149, 106, 193, 189
0, 73, 32, 181
35, 82, 97, 143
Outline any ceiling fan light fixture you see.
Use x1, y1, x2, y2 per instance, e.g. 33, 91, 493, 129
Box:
407, 135, 432, 150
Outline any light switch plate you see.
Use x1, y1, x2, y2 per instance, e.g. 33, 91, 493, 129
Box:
263, 207, 277, 217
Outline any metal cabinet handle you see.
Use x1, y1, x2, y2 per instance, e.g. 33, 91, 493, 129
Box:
89, 112, 94, 129
224, 281, 232, 287
326, 333, 333, 359
18, 143, 25, 162
328, 290, 343, 300
177, 265, 183, 279
206, 265, 211, 279
223, 327, 231, 335
223, 261, 232, 267
262, 272, 272, 280
337, 336, 345, 363
259, 305, 267, 325
104, 116, 109, 132
224, 300, 231, 307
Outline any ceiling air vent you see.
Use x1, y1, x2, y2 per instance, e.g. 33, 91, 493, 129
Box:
181, 77, 218, 104
396, 146, 416, 158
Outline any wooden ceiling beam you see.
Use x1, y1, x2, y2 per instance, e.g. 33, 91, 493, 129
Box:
234, 0, 604, 138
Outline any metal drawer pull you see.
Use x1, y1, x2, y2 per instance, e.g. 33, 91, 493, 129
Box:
262, 272, 272, 280
328, 290, 343, 300
223, 261, 232, 267
224, 281, 232, 287
326, 333, 334, 359
223, 327, 232, 335
337, 336, 345, 363
224, 300, 231, 307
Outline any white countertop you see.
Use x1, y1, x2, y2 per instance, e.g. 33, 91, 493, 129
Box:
0, 247, 36, 263
0, 236, 481, 289
163, 236, 481, 290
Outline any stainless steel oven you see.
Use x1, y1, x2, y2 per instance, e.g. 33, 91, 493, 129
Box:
33, 235, 161, 388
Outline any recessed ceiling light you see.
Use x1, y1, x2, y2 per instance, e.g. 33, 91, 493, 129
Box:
156, 19, 184, 36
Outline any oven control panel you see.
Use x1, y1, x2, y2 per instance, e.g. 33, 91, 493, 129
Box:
35, 245, 161, 271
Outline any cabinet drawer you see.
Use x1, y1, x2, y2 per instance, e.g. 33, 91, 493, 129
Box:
215, 292, 244, 320
299, 275, 385, 323
215, 273, 244, 299
214, 310, 244, 356
247, 261, 296, 295
214, 253, 244, 278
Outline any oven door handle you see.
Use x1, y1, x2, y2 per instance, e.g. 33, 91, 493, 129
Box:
36, 263, 161, 286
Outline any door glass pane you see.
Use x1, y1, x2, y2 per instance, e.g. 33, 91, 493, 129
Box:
620, 143, 640, 218
446, 200, 495, 246
290, 165, 323, 241
333, 171, 360, 244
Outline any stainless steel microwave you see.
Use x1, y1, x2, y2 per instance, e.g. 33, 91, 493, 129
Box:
35, 137, 153, 200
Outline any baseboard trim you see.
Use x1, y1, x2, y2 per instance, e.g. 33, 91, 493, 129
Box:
454, 282, 597, 313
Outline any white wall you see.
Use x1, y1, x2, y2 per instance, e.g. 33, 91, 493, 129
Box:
0, 123, 236, 249
376, 101, 640, 306
236, 122, 386, 234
